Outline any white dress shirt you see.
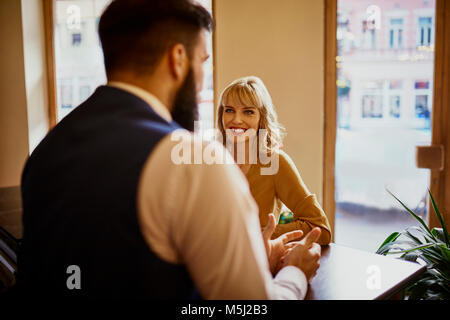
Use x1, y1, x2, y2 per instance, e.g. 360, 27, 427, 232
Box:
107, 82, 308, 299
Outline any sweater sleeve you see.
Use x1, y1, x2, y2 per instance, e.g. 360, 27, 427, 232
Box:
272, 151, 332, 244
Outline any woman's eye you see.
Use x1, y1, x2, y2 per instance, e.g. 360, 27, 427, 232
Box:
224, 108, 234, 113
245, 110, 254, 115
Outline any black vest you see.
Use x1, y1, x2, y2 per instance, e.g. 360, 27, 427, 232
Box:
18, 86, 196, 299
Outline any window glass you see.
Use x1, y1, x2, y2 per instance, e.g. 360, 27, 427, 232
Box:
389, 96, 401, 118
335, 0, 435, 252
54, 0, 214, 130
389, 18, 403, 48
415, 80, 430, 89
415, 95, 430, 118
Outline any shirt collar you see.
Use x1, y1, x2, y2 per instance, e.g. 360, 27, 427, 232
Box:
107, 81, 172, 123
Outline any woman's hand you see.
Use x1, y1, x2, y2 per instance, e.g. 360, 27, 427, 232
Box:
262, 213, 303, 275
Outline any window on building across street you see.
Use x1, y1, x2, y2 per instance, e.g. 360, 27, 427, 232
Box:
362, 19, 376, 49
72, 33, 82, 46
389, 18, 404, 49
361, 81, 383, 118
415, 80, 430, 89
415, 95, 430, 118
60, 79, 73, 110
79, 84, 91, 102
418, 17, 433, 46
337, 12, 353, 53
388, 80, 402, 118
362, 95, 383, 118
414, 80, 431, 122
413, 80, 432, 129
389, 96, 401, 118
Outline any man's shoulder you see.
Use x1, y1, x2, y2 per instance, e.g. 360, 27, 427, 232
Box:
142, 130, 251, 202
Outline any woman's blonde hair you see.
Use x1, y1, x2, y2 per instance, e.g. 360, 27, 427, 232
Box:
217, 76, 285, 153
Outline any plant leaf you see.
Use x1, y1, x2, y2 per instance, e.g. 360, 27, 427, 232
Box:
376, 232, 401, 254
385, 243, 436, 255
378, 190, 450, 300
407, 283, 428, 300
428, 189, 450, 246
432, 228, 447, 244
376, 240, 418, 255
437, 243, 450, 261
386, 189, 436, 241
421, 247, 446, 264
407, 226, 436, 244
401, 251, 420, 263
405, 229, 423, 244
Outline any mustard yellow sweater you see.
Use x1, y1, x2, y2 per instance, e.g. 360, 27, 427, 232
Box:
245, 150, 332, 245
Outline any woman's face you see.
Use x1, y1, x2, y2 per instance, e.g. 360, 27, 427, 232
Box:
221, 97, 261, 142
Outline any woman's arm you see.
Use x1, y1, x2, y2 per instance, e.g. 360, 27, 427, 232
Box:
272, 151, 332, 244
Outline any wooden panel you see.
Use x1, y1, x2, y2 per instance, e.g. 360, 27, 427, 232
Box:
306, 244, 426, 300
429, 0, 450, 230
43, 0, 57, 128
323, 0, 337, 240
416, 145, 444, 170
0, 187, 22, 240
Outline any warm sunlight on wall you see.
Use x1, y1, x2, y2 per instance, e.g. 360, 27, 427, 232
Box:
214, 0, 325, 202
0, 0, 30, 188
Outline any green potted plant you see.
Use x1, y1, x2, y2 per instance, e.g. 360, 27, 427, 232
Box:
376, 189, 450, 300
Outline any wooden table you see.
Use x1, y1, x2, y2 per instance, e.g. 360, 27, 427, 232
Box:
306, 243, 426, 300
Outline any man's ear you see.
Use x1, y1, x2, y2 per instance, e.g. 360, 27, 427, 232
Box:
168, 43, 189, 82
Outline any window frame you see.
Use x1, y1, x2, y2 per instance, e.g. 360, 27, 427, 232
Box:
43, 0, 57, 127
414, 8, 435, 47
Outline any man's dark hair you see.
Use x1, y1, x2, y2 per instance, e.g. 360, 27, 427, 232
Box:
98, 0, 213, 77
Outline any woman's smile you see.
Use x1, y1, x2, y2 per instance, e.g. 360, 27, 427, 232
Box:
227, 127, 248, 136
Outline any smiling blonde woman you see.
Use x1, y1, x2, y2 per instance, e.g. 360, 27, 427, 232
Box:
217, 76, 331, 244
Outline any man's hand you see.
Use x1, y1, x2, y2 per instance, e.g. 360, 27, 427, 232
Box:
282, 227, 322, 281
262, 213, 303, 275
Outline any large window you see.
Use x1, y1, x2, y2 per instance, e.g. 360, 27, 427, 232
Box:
334, 0, 436, 252
53, 0, 214, 131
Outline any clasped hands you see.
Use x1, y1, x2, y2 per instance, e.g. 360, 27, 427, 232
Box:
262, 213, 322, 280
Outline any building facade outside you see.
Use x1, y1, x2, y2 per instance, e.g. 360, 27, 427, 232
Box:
334, 0, 436, 251
337, 0, 435, 130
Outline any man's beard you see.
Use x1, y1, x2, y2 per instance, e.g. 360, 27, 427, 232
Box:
171, 68, 198, 131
